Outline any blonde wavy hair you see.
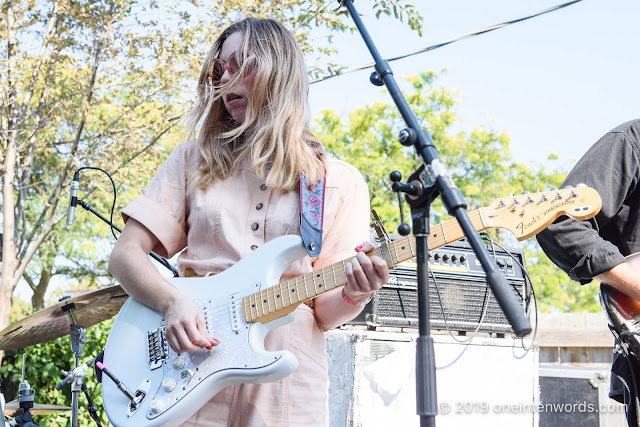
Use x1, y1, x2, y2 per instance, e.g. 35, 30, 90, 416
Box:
184, 17, 325, 191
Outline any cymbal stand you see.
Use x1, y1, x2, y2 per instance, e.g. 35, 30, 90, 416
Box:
55, 305, 89, 427
11, 354, 38, 426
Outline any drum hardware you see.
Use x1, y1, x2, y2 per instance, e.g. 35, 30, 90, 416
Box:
0, 289, 127, 426
53, 304, 103, 427
3, 401, 71, 419
7, 354, 37, 426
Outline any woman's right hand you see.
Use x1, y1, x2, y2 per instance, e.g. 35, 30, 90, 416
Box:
108, 219, 220, 353
163, 292, 220, 353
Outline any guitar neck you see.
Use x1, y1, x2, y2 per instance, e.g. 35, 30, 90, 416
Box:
242, 208, 490, 324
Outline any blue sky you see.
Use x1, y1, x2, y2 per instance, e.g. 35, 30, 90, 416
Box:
308, 0, 639, 167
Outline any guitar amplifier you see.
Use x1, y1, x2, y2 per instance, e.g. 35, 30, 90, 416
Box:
349, 240, 530, 334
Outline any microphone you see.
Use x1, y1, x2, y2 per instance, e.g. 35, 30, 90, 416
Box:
66, 171, 80, 226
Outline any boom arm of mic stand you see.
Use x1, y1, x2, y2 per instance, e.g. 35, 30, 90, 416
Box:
342, 0, 531, 337
76, 200, 179, 277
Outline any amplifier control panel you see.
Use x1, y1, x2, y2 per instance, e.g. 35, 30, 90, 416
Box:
392, 241, 527, 280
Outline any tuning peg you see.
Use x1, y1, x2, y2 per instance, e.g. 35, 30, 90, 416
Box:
555, 190, 564, 200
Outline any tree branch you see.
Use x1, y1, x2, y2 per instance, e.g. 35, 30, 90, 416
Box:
17, 2, 59, 128
18, 6, 115, 261
22, 272, 36, 292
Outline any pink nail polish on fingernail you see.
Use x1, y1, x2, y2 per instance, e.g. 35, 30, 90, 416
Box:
211, 338, 220, 345
355, 245, 363, 251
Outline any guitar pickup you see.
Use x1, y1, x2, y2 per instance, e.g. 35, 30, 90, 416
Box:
147, 327, 169, 370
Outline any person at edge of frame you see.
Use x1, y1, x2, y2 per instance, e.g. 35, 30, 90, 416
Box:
107, 17, 390, 426
537, 119, 640, 427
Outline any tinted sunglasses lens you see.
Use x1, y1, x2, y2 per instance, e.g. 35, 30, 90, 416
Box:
227, 55, 239, 75
212, 60, 224, 82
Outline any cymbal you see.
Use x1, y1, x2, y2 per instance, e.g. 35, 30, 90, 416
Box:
0, 286, 129, 350
4, 400, 72, 417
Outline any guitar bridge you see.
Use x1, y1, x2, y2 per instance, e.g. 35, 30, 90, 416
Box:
147, 326, 169, 370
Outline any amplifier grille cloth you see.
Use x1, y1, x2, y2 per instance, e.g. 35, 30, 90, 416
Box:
357, 274, 525, 333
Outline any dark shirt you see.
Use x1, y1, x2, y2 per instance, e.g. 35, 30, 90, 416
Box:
537, 119, 640, 284
536, 119, 640, 426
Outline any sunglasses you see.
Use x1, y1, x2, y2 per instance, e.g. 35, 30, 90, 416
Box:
208, 51, 247, 86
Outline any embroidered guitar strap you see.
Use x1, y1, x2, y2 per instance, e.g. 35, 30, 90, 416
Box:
299, 171, 326, 257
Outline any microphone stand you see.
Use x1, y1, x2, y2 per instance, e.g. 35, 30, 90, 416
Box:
76, 200, 178, 277
340, 2, 532, 425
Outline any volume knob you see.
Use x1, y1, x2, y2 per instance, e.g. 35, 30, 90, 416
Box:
172, 355, 186, 370
150, 399, 165, 414
162, 378, 176, 392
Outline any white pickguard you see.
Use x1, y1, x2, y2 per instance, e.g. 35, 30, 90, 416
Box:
102, 235, 309, 427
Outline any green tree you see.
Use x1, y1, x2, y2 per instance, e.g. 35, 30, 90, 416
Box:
313, 72, 598, 312
0, 0, 423, 364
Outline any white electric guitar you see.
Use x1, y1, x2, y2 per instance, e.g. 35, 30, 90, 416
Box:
102, 187, 601, 426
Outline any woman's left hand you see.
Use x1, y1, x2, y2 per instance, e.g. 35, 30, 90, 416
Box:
344, 241, 390, 303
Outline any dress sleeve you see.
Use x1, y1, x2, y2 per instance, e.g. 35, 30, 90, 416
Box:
536, 130, 640, 284
121, 143, 191, 258
313, 161, 371, 270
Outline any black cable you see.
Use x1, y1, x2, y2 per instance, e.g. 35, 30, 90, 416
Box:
311, 0, 585, 85
71, 167, 179, 276
82, 382, 103, 427
479, 233, 539, 351
74, 167, 119, 240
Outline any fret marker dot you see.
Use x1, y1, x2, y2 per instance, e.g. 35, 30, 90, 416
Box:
291, 289, 296, 292
263, 299, 267, 303
251, 304, 255, 308
316, 273, 320, 277
318, 284, 323, 288
433, 234, 438, 237
402, 246, 406, 250
277, 295, 280, 298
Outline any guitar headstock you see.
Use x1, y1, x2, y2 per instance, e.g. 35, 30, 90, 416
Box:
483, 185, 602, 241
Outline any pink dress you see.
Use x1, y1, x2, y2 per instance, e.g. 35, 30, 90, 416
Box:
122, 141, 370, 426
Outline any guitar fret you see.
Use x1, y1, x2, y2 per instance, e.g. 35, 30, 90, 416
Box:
321, 269, 327, 291
311, 273, 318, 295
278, 282, 285, 309
260, 290, 266, 317
440, 223, 447, 243
408, 236, 415, 256
266, 288, 272, 314
331, 265, 337, 290
303, 275, 309, 299
287, 279, 293, 305
252, 292, 258, 320
392, 241, 399, 264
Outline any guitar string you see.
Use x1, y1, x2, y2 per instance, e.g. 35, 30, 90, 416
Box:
196, 237, 420, 325
195, 258, 359, 324
197, 208, 483, 323
183, 209, 488, 325
208, 196, 570, 323
165, 208, 498, 327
